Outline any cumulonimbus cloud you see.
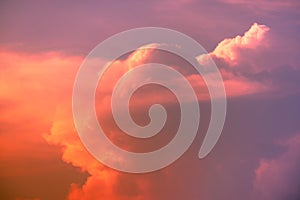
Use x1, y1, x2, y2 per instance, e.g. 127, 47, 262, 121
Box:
0, 22, 273, 199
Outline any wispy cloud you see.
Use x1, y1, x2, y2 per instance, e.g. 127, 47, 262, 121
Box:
253, 134, 300, 200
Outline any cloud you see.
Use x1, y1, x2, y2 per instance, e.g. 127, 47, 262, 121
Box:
43, 47, 161, 199
45, 104, 147, 199
0, 48, 81, 164
197, 22, 300, 99
0, 49, 87, 200
0, 45, 170, 200
199, 23, 270, 66
98, 31, 272, 106
196, 23, 271, 97
0, 47, 151, 199
196, 22, 300, 99
0, 21, 290, 199
253, 134, 300, 200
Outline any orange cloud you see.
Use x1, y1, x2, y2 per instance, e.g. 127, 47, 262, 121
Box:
46, 107, 152, 199
0, 49, 86, 200
0, 48, 81, 164
0, 48, 139, 199
0, 47, 151, 199
0, 22, 274, 199
127, 43, 159, 70
44, 47, 161, 199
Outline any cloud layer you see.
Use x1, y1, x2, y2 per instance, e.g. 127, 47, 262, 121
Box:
254, 134, 300, 200
1, 20, 300, 200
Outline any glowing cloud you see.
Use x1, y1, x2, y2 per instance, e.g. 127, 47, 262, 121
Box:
0, 49, 83, 200
0, 22, 275, 199
196, 23, 271, 97
199, 23, 270, 66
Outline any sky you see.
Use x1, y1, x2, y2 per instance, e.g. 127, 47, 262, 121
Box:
1, 0, 300, 200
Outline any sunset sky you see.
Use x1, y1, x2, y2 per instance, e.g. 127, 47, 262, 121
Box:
1, 1, 300, 200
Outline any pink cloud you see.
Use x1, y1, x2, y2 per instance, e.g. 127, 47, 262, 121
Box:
0, 22, 276, 199
253, 134, 300, 200
196, 23, 272, 97
208, 23, 270, 65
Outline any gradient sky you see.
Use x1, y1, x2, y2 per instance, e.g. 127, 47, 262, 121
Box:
1, 1, 300, 200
